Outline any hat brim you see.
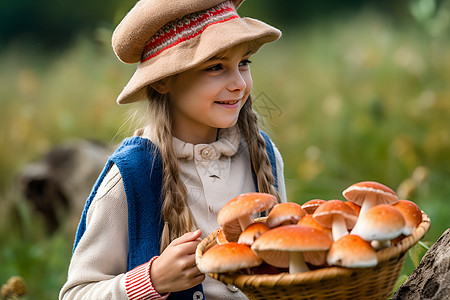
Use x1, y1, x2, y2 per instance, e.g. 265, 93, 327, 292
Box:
116, 17, 281, 104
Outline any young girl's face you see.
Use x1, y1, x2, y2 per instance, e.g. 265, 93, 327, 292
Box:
167, 44, 253, 143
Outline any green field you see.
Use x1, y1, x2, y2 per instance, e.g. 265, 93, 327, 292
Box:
1, 8, 449, 299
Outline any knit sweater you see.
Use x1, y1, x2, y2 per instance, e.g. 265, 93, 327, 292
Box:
59, 127, 287, 300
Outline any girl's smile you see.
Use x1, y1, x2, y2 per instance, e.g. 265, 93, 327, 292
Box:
214, 99, 241, 108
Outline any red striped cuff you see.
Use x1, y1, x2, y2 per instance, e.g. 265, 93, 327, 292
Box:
125, 256, 169, 300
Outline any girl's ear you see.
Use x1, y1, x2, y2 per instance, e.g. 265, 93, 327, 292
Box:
150, 78, 171, 94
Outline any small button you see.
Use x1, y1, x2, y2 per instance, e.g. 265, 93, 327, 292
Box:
227, 284, 239, 292
201, 147, 212, 159
193, 291, 204, 299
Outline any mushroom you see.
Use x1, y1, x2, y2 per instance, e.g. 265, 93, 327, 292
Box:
266, 202, 306, 228
313, 200, 357, 241
342, 181, 399, 217
251, 225, 332, 274
343, 181, 398, 233
327, 234, 378, 268
301, 199, 326, 214
350, 204, 405, 249
197, 242, 262, 274
297, 215, 332, 266
238, 222, 270, 246
393, 200, 422, 236
217, 193, 277, 242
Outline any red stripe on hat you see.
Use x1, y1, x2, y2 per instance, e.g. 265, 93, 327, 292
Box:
142, 16, 238, 63
141, 1, 238, 62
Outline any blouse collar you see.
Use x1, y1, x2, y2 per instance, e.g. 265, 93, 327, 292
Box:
172, 126, 241, 161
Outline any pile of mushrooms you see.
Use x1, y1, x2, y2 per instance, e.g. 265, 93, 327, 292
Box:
197, 182, 424, 276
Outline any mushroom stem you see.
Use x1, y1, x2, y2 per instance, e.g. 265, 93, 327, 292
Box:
332, 215, 349, 241
238, 215, 254, 231
371, 239, 391, 250
358, 193, 377, 218
289, 251, 309, 274
351, 194, 377, 234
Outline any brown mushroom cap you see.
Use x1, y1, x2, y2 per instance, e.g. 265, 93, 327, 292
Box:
197, 242, 262, 273
266, 202, 306, 228
301, 199, 326, 214
313, 200, 357, 241
238, 222, 270, 246
393, 200, 423, 236
344, 201, 361, 216
342, 181, 398, 208
297, 214, 332, 239
327, 234, 378, 268
216, 228, 229, 245
297, 215, 333, 266
251, 225, 332, 270
217, 193, 277, 242
351, 204, 405, 242
313, 200, 357, 229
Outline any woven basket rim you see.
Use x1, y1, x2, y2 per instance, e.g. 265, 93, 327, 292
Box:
196, 211, 431, 287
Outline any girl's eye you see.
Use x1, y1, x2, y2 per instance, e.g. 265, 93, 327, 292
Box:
239, 59, 252, 68
205, 64, 223, 72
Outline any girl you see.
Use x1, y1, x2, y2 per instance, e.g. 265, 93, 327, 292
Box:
60, 0, 286, 299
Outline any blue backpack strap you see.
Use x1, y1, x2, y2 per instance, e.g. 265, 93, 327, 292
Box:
258, 131, 279, 191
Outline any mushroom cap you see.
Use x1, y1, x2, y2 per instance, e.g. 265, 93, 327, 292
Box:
297, 214, 332, 240
345, 201, 361, 216
218, 193, 278, 226
301, 199, 326, 214
327, 234, 378, 268
197, 242, 262, 273
216, 228, 229, 245
217, 192, 277, 241
238, 222, 270, 246
393, 200, 423, 236
313, 200, 357, 229
297, 215, 332, 266
342, 181, 398, 206
266, 202, 306, 228
351, 204, 406, 241
251, 225, 332, 268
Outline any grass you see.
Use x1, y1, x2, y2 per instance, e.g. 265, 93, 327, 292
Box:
1, 8, 449, 299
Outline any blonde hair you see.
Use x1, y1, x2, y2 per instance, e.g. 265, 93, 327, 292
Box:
142, 87, 280, 252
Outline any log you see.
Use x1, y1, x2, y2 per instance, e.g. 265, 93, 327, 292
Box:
391, 229, 450, 300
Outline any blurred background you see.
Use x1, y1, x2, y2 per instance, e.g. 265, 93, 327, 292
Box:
1, 0, 449, 298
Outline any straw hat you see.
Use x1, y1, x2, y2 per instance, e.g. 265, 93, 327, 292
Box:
112, 0, 281, 104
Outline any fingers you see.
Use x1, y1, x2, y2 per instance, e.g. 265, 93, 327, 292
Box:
161, 230, 203, 265
172, 229, 202, 245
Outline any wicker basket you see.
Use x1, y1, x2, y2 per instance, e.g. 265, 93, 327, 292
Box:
196, 211, 431, 300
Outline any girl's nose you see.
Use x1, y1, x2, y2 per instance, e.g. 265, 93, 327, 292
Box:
227, 69, 247, 92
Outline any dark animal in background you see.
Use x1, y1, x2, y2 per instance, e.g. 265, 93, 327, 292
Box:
19, 139, 110, 236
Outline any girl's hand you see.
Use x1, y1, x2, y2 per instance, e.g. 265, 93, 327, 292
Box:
150, 229, 205, 294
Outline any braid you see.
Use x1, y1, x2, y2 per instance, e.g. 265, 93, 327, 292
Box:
142, 89, 278, 252
146, 87, 197, 252
238, 96, 280, 202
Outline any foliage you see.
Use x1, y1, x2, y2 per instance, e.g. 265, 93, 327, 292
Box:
1, 5, 449, 298
0, 0, 434, 48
